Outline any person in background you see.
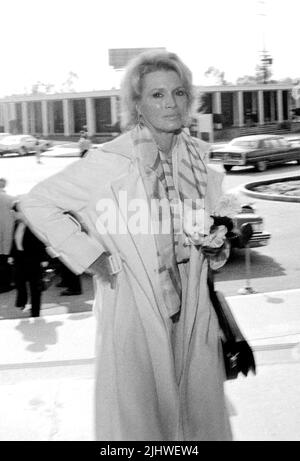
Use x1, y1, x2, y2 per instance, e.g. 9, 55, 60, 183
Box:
78, 130, 91, 158
111, 120, 121, 137
35, 136, 42, 164
20, 50, 232, 441
56, 259, 82, 296
0, 178, 15, 293
11, 204, 49, 317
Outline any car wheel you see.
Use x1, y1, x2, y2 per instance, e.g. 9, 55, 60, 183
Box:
256, 161, 267, 172
19, 146, 27, 156
224, 165, 233, 172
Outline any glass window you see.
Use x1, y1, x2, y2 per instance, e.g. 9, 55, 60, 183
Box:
277, 138, 289, 148
230, 139, 258, 149
263, 140, 273, 148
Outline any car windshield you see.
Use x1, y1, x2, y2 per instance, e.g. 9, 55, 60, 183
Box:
229, 139, 258, 149
2, 136, 21, 143
0, 136, 14, 143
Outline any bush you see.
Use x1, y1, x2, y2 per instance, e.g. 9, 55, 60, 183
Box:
277, 121, 291, 130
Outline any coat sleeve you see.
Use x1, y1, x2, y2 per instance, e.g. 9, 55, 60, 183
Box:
19, 157, 106, 274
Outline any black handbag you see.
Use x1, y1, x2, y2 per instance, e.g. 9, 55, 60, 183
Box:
208, 272, 256, 380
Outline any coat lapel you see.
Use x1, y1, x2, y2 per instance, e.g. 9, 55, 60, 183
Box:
110, 168, 169, 319
104, 131, 171, 321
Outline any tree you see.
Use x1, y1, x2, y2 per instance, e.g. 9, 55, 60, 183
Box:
24, 71, 79, 96
30, 81, 55, 95
277, 77, 295, 84
255, 63, 273, 84
236, 75, 259, 85
197, 92, 211, 113
204, 66, 228, 85
60, 71, 79, 93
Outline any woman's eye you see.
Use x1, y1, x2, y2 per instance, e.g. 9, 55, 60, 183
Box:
152, 92, 163, 98
176, 89, 186, 96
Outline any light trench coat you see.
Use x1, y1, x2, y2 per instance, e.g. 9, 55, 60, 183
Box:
20, 131, 232, 441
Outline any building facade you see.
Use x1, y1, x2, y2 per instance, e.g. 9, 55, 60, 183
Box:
0, 83, 298, 139
0, 90, 120, 137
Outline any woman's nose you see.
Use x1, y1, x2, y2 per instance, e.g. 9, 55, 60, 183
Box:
165, 94, 176, 108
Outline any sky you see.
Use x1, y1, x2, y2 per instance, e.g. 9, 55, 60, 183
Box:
0, 0, 299, 97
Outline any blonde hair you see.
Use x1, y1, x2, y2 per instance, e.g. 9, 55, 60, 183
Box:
120, 50, 194, 130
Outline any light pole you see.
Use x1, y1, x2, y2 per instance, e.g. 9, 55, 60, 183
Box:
257, 0, 273, 84
238, 223, 257, 295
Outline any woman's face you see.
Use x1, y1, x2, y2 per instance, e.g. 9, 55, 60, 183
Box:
138, 70, 189, 135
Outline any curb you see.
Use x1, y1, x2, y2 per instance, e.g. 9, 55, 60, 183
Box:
0, 357, 94, 371
1, 289, 300, 369
1, 343, 298, 372
251, 342, 300, 352
239, 174, 300, 202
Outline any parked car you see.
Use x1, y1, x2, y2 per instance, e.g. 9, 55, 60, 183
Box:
0, 135, 52, 156
229, 203, 271, 255
0, 132, 11, 140
288, 137, 300, 148
209, 134, 300, 172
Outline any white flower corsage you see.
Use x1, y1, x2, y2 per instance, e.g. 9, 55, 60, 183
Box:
183, 194, 241, 251
183, 208, 213, 246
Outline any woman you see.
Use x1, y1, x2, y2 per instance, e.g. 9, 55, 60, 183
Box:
20, 51, 232, 441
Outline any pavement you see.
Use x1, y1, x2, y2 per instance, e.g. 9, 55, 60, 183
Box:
1, 273, 300, 441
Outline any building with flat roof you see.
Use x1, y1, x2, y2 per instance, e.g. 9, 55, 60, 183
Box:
0, 83, 299, 141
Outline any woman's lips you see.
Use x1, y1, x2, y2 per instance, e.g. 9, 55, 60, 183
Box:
164, 114, 180, 120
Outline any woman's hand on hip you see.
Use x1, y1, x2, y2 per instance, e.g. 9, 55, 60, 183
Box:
88, 252, 117, 289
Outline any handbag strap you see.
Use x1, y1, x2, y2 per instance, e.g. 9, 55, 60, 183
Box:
207, 269, 246, 343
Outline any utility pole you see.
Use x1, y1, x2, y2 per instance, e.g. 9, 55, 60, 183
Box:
257, 0, 273, 84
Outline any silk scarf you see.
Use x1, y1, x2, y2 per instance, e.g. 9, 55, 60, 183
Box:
131, 125, 208, 320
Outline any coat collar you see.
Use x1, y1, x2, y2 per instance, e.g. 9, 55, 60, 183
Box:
101, 131, 135, 160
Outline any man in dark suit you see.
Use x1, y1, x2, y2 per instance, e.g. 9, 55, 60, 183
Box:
56, 260, 82, 296
12, 209, 49, 317
0, 177, 15, 293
